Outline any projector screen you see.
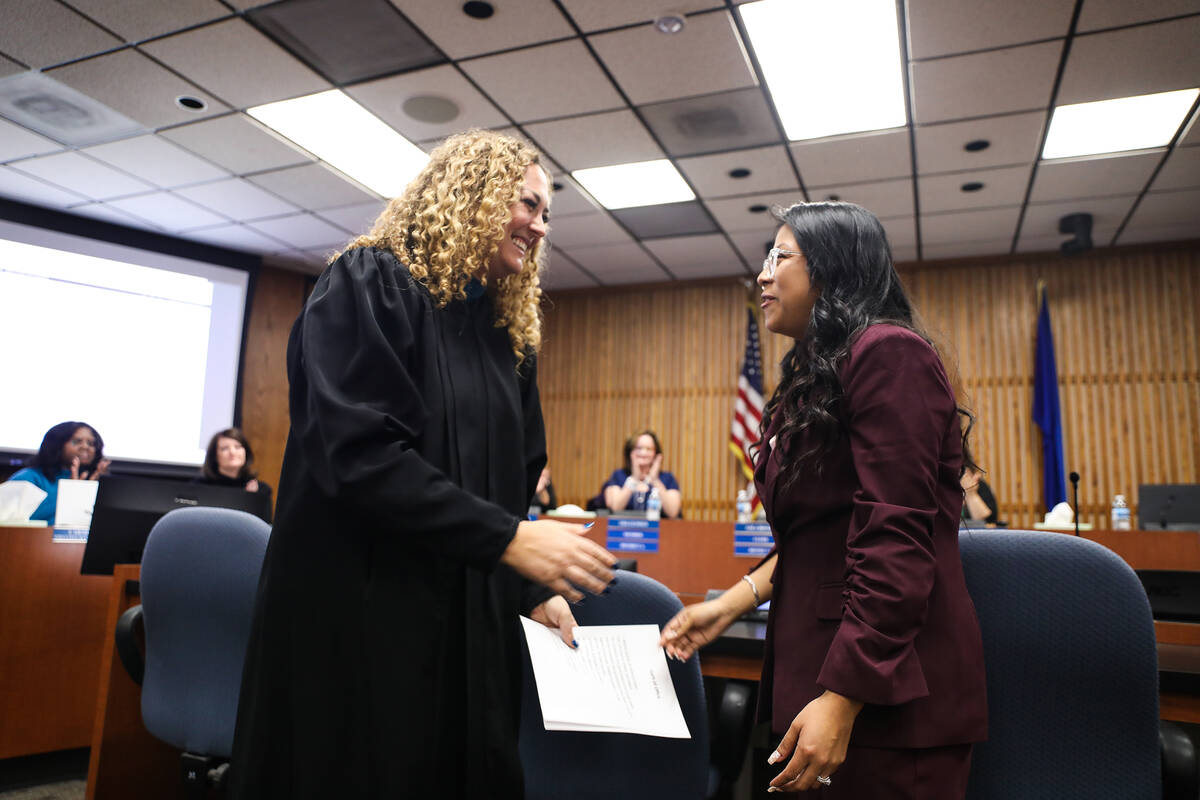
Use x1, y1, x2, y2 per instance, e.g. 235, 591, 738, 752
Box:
0, 219, 251, 468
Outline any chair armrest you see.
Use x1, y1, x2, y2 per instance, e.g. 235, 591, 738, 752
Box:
115, 604, 144, 686
710, 680, 756, 784
1161, 720, 1198, 800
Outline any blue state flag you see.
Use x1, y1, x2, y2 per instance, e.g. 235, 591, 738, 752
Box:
1032, 287, 1066, 511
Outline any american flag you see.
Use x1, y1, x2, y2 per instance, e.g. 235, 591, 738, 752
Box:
729, 303, 764, 508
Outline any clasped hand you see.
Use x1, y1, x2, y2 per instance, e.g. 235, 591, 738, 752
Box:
70, 456, 110, 481
501, 518, 616, 604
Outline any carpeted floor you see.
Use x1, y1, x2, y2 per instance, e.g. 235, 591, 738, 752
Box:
0, 780, 84, 800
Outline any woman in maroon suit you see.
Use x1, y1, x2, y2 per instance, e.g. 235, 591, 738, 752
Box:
662, 202, 986, 797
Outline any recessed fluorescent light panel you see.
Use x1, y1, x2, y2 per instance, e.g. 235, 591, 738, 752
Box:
247, 90, 428, 198
1042, 88, 1200, 160
739, 0, 907, 141
572, 160, 695, 210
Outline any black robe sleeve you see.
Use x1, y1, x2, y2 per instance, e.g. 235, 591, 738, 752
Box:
289, 247, 522, 570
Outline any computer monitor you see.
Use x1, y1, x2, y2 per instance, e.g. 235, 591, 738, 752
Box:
79, 475, 272, 575
1138, 484, 1200, 531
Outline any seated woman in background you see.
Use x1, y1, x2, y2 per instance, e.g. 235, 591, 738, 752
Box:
960, 445, 998, 524
7, 421, 109, 524
603, 430, 682, 518
198, 428, 272, 502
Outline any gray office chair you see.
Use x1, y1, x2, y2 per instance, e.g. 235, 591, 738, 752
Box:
519, 571, 721, 800
959, 529, 1197, 800
115, 506, 270, 796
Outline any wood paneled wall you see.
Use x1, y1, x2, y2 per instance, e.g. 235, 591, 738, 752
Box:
538, 243, 1200, 527
240, 266, 308, 499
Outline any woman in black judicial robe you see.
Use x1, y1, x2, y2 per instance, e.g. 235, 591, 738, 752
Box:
229, 131, 616, 800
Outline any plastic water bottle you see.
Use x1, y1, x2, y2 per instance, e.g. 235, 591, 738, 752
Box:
1111, 494, 1132, 530
646, 487, 662, 521
736, 489, 751, 523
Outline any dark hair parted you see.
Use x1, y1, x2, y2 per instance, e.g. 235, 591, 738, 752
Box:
758, 202, 976, 486
30, 421, 104, 479
622, 430, 662, 475
202, 427, 257, 483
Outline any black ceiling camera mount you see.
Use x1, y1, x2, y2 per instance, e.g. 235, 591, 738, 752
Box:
1059, 213, 1094, 254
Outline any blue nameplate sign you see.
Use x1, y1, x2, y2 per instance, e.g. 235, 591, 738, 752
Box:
52, 528, 89, 543
607, 518, 660, 553
734, 521, 773, 557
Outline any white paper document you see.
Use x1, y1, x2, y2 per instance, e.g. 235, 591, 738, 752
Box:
520, 616, 690, 739
54, 479, 99, 530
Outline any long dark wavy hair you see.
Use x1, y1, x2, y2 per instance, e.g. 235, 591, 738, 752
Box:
757, 202, 976, 487
29, 421, 104, 479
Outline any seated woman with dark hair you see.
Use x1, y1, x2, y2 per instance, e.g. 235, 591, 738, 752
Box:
602, 429, 682, 518
7, 421, 109, 524
198, 428, 272, 502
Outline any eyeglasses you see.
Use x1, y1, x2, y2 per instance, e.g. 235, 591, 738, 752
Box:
762, 247, 802, 278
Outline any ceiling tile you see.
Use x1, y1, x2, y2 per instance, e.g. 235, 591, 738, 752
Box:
907, 0, 1074, 59
10, 151, 153, 200
1181, 113, 1200, 147
107, 190, 228, 230
140, 18, 329, 109
67, 201, 161, 231
545, 175, 600, 218
919, 164, 1031, 213
0, 117, 63, 162
316, 201, 387, 235
920, 206, 1022, 244
642, 233, 743, 278
0, 165, 89, 207
1076, 0, 1200, 34
727, 230, 774, 269
247, 163, 380, 209
389, 0, 575, 59
1117, 220, 1200, 247
910, 41, 1062, 124
173, 177, 299, 221
790, 129, 912, 187
559, 241, 665, 283
1018, 195, 1138, 249
0, 0, 121, 69
82, 134, 229, 188
880, 216, 917, 248
544, 211, 631, 249
610, 201, 717, 239
915, 111, 1045, 174
160, 113, 312, 174
641, 88, 779, 158
677, 145, 798, 198
706, 190, 797, 233
346, 64, 507, 142
524, 110, 662, 171
248, 212, 351, 249
1057, 17, 1200, 105
459, 40, 623, 123
807, 178, 914, 220
247, 0, 444, 85
1030, 151, 1162, 202
1125, 187, 1200, 229
589, 11, 756, 105
540, 254, 597, 290
47, 49, 229, 128
1151, 146, 1200, 192
64, 0, 231, 42
921, 239, 1013, 260
0, 54, 22, 78
558, 0, 722, 32
180, 222, 289, 254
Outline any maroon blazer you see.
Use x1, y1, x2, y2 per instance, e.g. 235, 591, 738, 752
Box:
754, 324, 987, 749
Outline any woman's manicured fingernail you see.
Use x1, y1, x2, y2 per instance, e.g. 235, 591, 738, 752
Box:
767, 751, 781, 765
583, 522, 595, 529
767, 787, 780, 793
610, 576, 619, 586
572, 639, 578, 648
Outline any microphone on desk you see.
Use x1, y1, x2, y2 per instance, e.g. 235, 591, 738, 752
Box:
1069, 471, 1081, 537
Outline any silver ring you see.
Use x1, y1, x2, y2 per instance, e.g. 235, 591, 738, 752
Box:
817, 775, 832, 786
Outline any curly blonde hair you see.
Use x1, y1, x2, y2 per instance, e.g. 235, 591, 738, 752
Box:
339, 129, 549, 360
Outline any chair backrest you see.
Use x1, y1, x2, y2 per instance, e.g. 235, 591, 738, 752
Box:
139, 506, 270, 758
519, 571, 709, 800
959, 530, 1161, 800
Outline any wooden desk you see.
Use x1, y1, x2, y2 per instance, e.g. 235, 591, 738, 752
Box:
0, 526, 110, 759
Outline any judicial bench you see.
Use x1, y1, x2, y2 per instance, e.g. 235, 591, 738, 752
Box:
3, 521, 1200, 799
